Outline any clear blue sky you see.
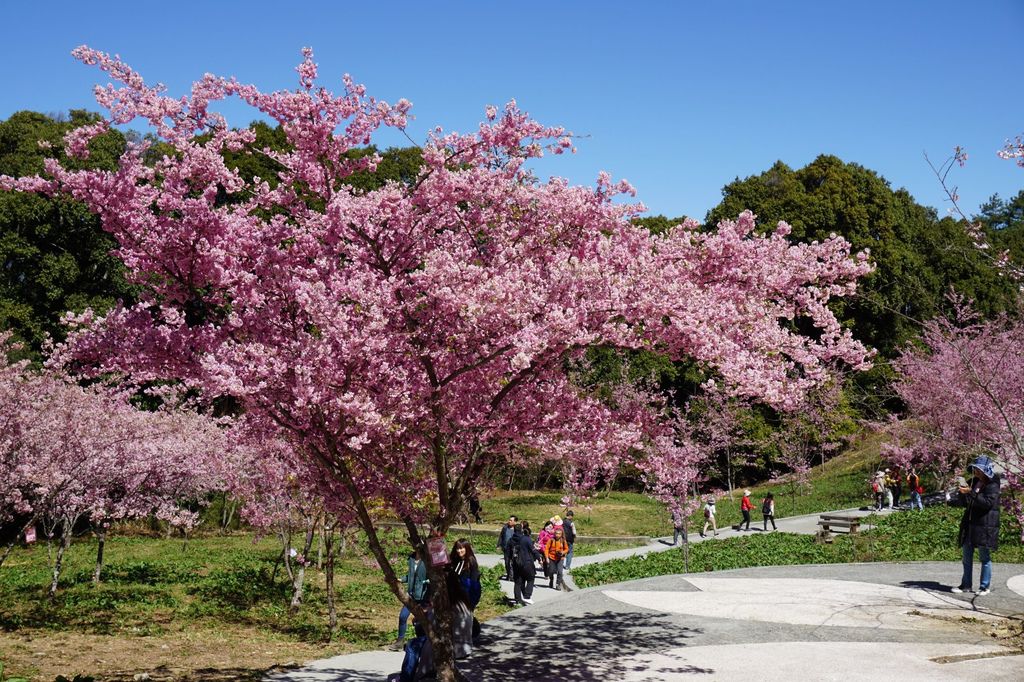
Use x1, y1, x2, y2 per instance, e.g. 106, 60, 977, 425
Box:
1, 1, 1021, 221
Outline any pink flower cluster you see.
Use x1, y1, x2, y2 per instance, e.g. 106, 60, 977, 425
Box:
3, 47, 873, 543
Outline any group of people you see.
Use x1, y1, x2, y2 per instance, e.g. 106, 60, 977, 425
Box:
871, 468, 925, 511
698, 490, 777, 537
496, 511, 577, 606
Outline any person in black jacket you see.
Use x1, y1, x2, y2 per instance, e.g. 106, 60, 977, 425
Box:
563, 510, 577, 570
948, 454, 1001, 596
496, 515, 517, 581
511, 523, 541, 605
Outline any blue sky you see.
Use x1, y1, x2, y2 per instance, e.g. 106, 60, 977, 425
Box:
1, 1, 1021, 221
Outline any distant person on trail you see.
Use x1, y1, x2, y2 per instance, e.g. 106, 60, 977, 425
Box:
543, 526, 570, 591
740, 490, 754, 530
468, 495, 483, 524
871, 472, 885, 511
948, 455, 1001, 596
390, 545, 430, 651
890, 467, 903, 507
701, 498, 718, 538
511, 522, 540, 605
562, 510, 577, 570
762, 492, 777, 531
536, 520, 554, 577
908, 470, 924, 511
497, 515, 517, 581
671, 509, 687, 545
883, 469, 895, 509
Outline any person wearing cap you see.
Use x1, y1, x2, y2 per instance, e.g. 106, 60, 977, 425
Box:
871, 472, 885, 511
948, 454, 1001, 596
740, 490, 754, 531
701, 498, 717, 538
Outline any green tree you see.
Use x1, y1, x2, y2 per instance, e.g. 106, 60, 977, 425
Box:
0, 111, 135, 356
706, 155, 1019, 414
977, 190, 1024, 267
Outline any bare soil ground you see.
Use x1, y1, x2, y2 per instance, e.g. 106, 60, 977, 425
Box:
0, 625, 352, 681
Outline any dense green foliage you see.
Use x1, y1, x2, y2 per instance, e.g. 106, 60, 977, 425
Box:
0, 111, 136, 355
979, 190, 1024, 266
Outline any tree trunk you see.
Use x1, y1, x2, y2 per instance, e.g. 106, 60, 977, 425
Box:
324, 520, 337, 639
93, 526, 106, 585
289, 516, 317, 613
48, 518, 72, 600
425, 558, 459, 682
315, 517, 324, 570
726, 448, 734, 497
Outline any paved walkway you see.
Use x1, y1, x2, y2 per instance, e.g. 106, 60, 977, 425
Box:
266, 508, 1024, 681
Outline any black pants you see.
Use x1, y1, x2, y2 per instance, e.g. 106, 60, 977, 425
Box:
741, 509, 751, 529
763, 513, 776, 530
513, 566, 535, 604
502, 547, 513, 579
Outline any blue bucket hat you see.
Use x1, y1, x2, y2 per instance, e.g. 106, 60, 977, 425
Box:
969, 455, 996, 479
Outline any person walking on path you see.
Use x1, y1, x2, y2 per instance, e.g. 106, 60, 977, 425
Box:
389, 546, 430, 651
762, 492, 777, 531
543, 526, 570, 590
671, 509, 687, 545
908, 470, 924, 511
871, 472, 885, 511
511, 522, 540, 605
562, 510, 577, 570
883, 469, 895, 509
701, 498, 718, 538
740, 490, 754, 530
497, 515, 517, 581
948, 454, 1001, 596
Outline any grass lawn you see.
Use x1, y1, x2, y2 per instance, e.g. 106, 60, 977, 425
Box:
0, 531, 510, 681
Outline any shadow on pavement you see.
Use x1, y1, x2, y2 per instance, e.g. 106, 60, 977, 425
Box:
460, 609, 707, 680
899, 580, 951, 592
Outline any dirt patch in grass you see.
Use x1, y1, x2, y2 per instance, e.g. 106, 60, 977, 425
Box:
0, 624, 351, 681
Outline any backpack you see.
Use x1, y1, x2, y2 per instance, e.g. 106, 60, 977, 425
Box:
761, 498, 772, 515
703, 507, 711, 519
871, 481, 881, 493
509, 537, 521, 567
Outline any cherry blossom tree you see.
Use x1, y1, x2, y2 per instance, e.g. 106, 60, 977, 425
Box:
885, 299, 1023, 534
0, 337, 231, 590
2, 47, 873, 678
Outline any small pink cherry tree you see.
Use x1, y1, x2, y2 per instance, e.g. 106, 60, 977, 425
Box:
0, 342, 230, 593
885, 298, 1023, 534
3, 48, 872, 678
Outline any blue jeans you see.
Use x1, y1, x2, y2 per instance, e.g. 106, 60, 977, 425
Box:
960, 543, 993, 590
397, 600, 427, 639
910, 490, 923, 510
564, 542, 574, 569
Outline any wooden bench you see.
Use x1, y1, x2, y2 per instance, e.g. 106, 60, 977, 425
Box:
817, 514, 861, 534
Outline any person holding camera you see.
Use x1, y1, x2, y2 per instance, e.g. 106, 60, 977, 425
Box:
947, 454, 1001, 596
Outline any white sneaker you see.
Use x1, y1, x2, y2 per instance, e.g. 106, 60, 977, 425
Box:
951, 586, 967, 594
976, 588, 990, 596
523, 598, 533, 604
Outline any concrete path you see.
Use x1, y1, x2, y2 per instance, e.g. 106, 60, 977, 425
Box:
266, 508, 1024, 681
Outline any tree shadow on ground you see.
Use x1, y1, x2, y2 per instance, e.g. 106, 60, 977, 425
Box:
458, 609, 709, 680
